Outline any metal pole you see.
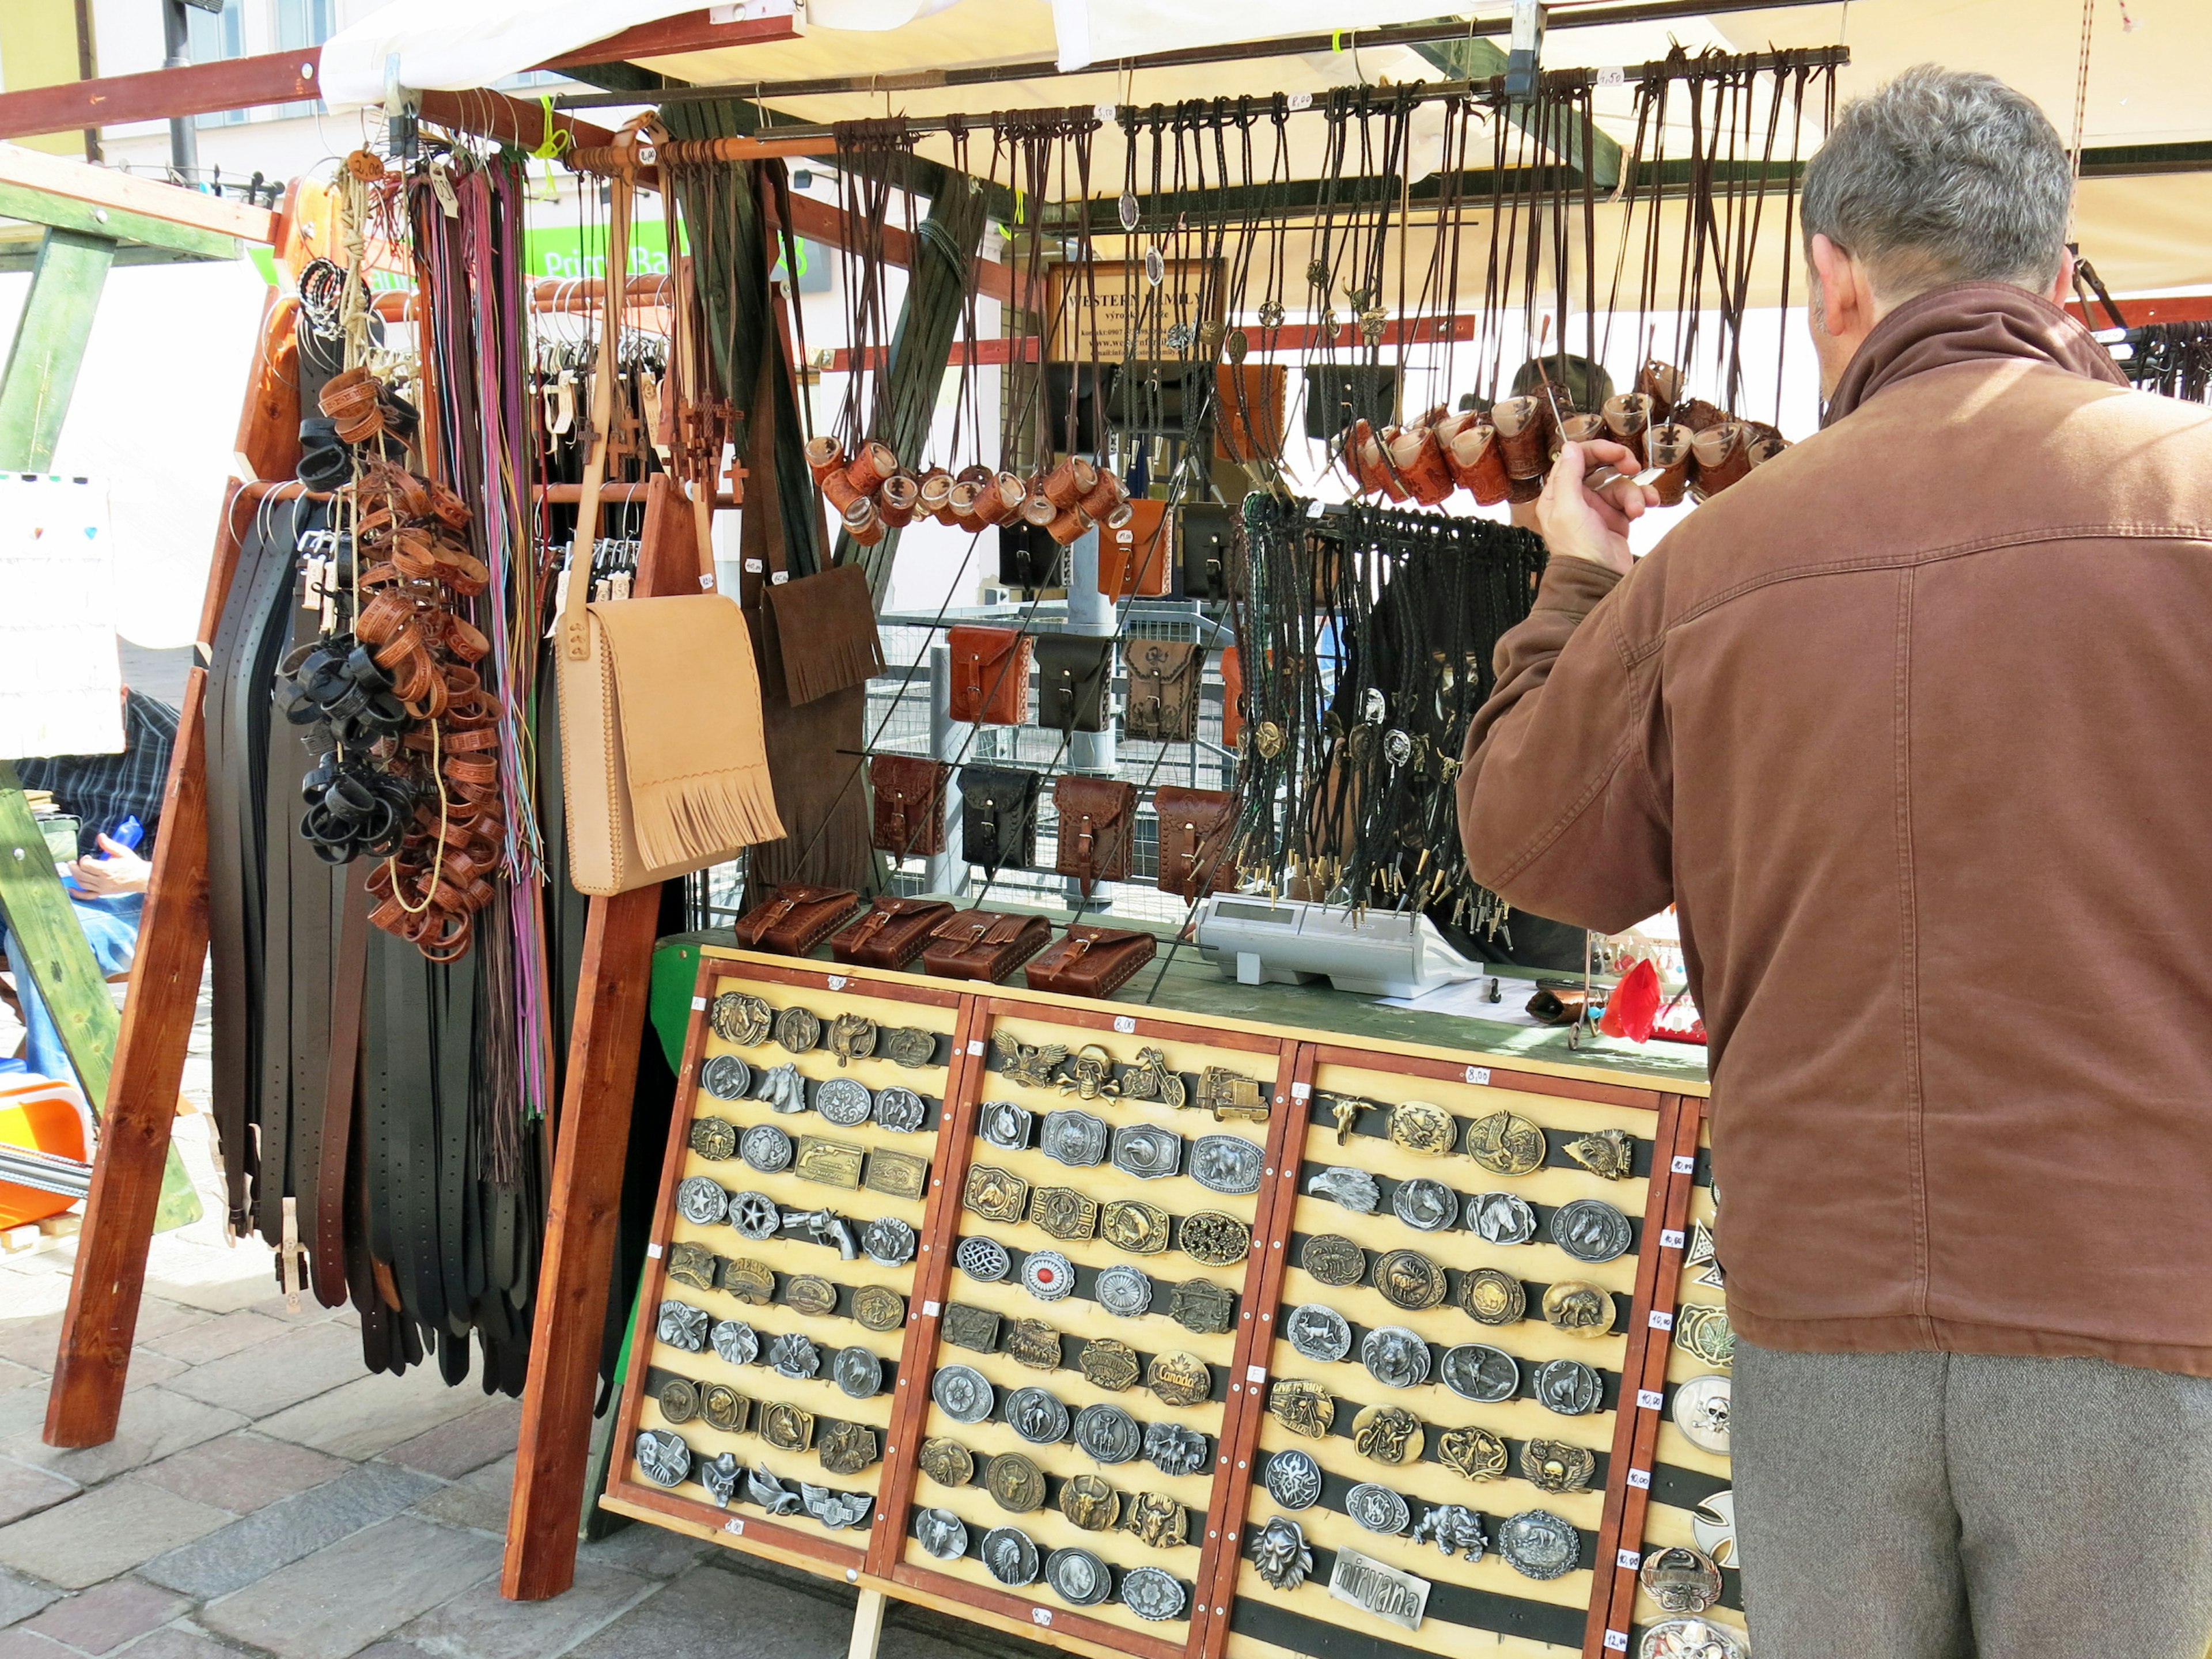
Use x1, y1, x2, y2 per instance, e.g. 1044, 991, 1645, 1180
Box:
926, 645, 965, 899
161, 0, 198, 182
1063, 524, 1116, 914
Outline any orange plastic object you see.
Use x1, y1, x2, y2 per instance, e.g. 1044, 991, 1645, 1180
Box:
0, 1073, 93, 1229
1097, 499, 1173, 600
1598, 957, 1665, 1044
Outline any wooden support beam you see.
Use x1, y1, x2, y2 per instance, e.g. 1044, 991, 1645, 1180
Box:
0, 141, 277, 243
538, 9, 802, 69
0, 225, 113, 469
0, 54, 319, 145
0, 181, 236, 262
0, 763, 119, 1107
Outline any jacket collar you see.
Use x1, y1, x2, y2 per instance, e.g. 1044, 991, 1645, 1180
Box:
1823, 280, 2128, 427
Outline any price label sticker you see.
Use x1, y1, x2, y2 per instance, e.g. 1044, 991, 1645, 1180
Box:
1114, 1016, 1136, 1033
1597, 65, 1626, 86
968, 1040, 984, 1056
1627, 1467, 1652, 1490
1288, 90, 1314, 110
1093, 103, 1118, 122
827, 975, 848, 990
770, 570, 789, 585
645, 1242, 662, 1259
1637, 1388, 1665, 1411
745, 558, 763, 573
1033, 1609, 1054, 1627
1617, 1550, 1642, 1571
1649, 1310, 1675, 1331
924, 1300, 942, 1316
1306, 499, 1325, 518
1660, 1228, 1686, 1250
691, 997, 707, 1011
1672, 1154, 1697, 1174
1247, 1364, 1268, 1385
1290, 1081, 1311, 1099
1605, 1631, 1630, 1653
724, 1517, 745, 1535
1465, 1066, 1491, 1085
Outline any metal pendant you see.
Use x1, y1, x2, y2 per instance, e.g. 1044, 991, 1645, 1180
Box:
1005, 1319, 1063, 1370
1533, 1358, 1603, 1416
814, 1076, 873, 1127
1057, 1472, 1120, 1531
1095, 1264, 1153, 1317
710, 991, 771, 1048
1169, 1278, 1235, 1335
1030, 1186, 1100, 1241
1145, 245, 1165, 286
1439, 1343, 1520, 1403
1007, 1385, 1071, 1445
832, 1345, 884, 1399
1058, 1044, 1119, 1100
1522, 1439, 1596, 1494
1676, 1302, 1734, 1369
710, 1318, 758, 1365
1146, 1350, 1211, 1407
874, 1085, 928, 1132
634, 1429, 690, 1488
919, 1437, 975, 1487
913, 1506, 969, 1560
933, 1364, 995, 1425
964, 1165, 1029, 1224
987, 1451, 1048, 1514
1040, 1109, 1109, 1166
1286, 1303, 1352, 1363
728, 1191, 781, 1240
657, 1300, 709, 1353
698, 1449, 742, 1506
942, 1303, 1001, 1354
1563, 1127, 1635, 1181
1392, 1178, 1456, 1232
1225, 328, 1249, 363
755, 1063, 806, 1115
1075, 1402, 1143, 1463
1118, 189, 1140, 232
1268, 1378, 1335, 1438
657, 1377, 700, 1425
783, 1275, 838, 1317
760, 1401, 815, 1453
1102, 1199, 1171, 1255
666, 1243, 718, 1293
1022, 1250, 1077, 1301
1047, 1547, 1113, 1607
675, 1176, 729, 1227
818, 1420, 878, 1476
1302, 1234, 1366, 1287
956, 1237, 1010, 1282
1264, 1448, 1323, 1510
1466, 1110, 1547, 1176
1256, 298, 1286, 329
740, 1123, 793, 1174
689, 1109, 740, 1156
768, 1332, 821, 1380
1308, 1166, 1380, 1213
1374, 1249, 1447, 1311
1437, 1424, 1509, 1483
1350, 1404, 1423, 1466
1120, 1566, 1185, 1623
1552, 1198, 1633, 1263
1672, 1374, 1732, 1453
1411, 1503, 1487, 1562
1498, 1509, 1580, 1581
1143, 1421, 1208, 1478
1177, 1211, 1251, 1266
1346, 1483, 1411, 1536
1112, 1123, 1182, 1180
1250, 1517, 1313, 1590
1639, 1544, 1723, 1613
1542, 1281, 1618, 1339
1387, 1100, 1455, 1156
881, 1025, 937, 1069
827, 1012, 876, 1067
1468, 1191, 1538, 1245
980, 1100, 1035, 1151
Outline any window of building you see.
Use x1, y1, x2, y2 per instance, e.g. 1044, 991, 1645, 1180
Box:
276, 0, 337, 118
189, 0, 246, 128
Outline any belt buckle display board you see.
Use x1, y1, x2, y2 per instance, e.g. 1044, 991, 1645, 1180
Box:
881, 994, 1298, 1659
604, 956, 972, 1580
1594, 1101, 1742, 1659
1220, 1046, 1674, 1659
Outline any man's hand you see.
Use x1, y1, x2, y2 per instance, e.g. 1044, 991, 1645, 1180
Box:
1535, 438, 1662, 576
71, 834, 150, 899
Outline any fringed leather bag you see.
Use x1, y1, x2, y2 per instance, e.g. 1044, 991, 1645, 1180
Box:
731, 884, 862, 955
831, 895, 956, 969
921, 909, 1052, 982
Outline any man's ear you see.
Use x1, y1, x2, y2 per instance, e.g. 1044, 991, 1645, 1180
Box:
2046, 248, 2075, 306
1808, 233, 1863, 337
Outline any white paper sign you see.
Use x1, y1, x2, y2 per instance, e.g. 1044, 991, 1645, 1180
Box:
0, 475, 123, 761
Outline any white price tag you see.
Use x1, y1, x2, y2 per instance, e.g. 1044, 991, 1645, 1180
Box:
645, 1242, 663, 1259
1660, 1228, 1686, 1250
1290, 1081, 1311, 1099
924, 1300, 942, 1316
1649, 1310, 1674, 1331
1672, 1154, 1696, 1174
1032, 1609, 1054, 1627
745, 558, 763, 573
1247, 1364, 1267, 1385
1287, 90, 1314, 110
1114, 1016, 1136, 1033
1617, 1550, 1642, 1571
1605, 1632, 1629, 1652
1627, 1467, 1652, 1490
1305, 499, 1325, 518
968, 1040, 984, 1055
1093, 103, 1118, 122
770, 570, 789, 584
724, 1517, 745, 1535
1637, 1388, 1665, 1411
1465, 1066, 1491, 1085
1597, 66, 1626, 86
827, 975, 848, 990
691, 997, 707, 1011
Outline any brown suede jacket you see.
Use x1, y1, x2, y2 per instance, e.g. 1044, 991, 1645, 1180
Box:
1458, 282, 2212, 1373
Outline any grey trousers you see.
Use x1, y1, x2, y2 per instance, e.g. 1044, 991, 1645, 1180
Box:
1733, 1342, 2212, 1658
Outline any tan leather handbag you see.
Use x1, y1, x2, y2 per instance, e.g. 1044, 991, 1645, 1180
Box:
555, 168, 782, 896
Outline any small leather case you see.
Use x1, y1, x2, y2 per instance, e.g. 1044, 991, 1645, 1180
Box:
1123, 639, 1204, 743
870, 754, 949, 858
1052, 776, 1137, 896
1025, 925, 1157, 997
946, 626, 1032, 725
1152, 786, 1240, 899
1033, 634, 1114, 737
921, 910, 1053, 982
1179, 502, 1241, 600
957, 765, 1040, 876
830, 895, 957, 969
731, 883, 862, 955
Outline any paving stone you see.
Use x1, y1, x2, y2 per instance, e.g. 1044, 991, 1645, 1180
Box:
138, 1240, 281, 1316
403, 1558, 651, 1659
0, 1459, 77, 1527
198, 1516, 500, 1659
0, 1360, 40, 1395
141, 1460, 438, 1599
136, 1430, 349, 1517
574, 1518, 713, 1580
0, 1315, 65, 1374
352, 1646, 435, 1659
141, 1310, 292, 1367
21, 1577, 188, 1656
410, 1456, 511, 1536
0, 1564, 59, 1624
0, 1390, 50, 1446
384, 1399, 521, 1480
0, 1388, 245, 1488
567, 1565, 830, 1659
122, 1350, 190, 1393
255, 1368, 490, 1461
162, 1321, 369, 1420
0, 1629, 71, 1657
0, 1479, 231, 1591
108, 1629, 243, 1659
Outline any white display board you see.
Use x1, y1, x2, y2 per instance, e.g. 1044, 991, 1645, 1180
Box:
0, 473, 124, 762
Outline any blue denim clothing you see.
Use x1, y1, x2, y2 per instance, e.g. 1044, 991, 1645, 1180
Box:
2, 891, 142, 1092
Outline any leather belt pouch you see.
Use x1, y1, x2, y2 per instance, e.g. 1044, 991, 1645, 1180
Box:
946, 624, 1032, 725
921, 910, 1053, 982
1123, 639, 1204, 743
1052, 775, 1136, 896
1024, 924, 1156, 997
831, 895, 957, 969
1033, 633, 1114, 737
1179, 502, 1241, 600
763, 562, 886, 706
1153, 785, 1240, 899
870, 753, 949, 858
958, 764, 1040, 876
731, 883, 862, 955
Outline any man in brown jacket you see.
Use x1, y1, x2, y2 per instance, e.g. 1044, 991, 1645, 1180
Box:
1458, 66, 2212, 1659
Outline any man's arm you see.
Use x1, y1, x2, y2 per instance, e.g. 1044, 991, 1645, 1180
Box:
1456, 441, 1676, 932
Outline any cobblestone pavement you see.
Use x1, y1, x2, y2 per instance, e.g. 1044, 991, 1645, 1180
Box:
0, 1013, 1047, 1659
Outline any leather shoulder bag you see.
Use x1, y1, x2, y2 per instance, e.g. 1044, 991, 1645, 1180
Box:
957, 764, 1040, 877
870, 754, 949, 858
731, 884, 862, 955
830, 895, 956, 969
1123, 639, 1204, 743
921, 909, 1053, 982
1024, 924, 1156, 998
1033, 633, 1113, 737
946, 626, 1032, 725
1052, 775, 1135, 896
1153, 785, 1240, 899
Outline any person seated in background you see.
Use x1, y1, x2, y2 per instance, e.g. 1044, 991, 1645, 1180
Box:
1, 685, 177, 1090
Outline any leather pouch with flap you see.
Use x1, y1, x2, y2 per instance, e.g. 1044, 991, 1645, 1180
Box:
1123, 639, 1204, 743
958, 764, 1040, 877
730, 884, 862, 955
1153, 785, 1240, 899
946, 626, 1032, 725
921, 909, 1053, 982
870, 754, 949, 858
1024, 924, 1156, 997
830, 895, 956, 969
1052, 775, 1136, 896
1033, 633, 1114, 737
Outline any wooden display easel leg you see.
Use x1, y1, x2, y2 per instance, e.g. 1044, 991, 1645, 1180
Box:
847, 1587, 887, 1659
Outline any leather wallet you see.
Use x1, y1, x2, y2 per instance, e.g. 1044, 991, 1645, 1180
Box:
1025, 925, 1157, 997
921, 909, 1053, 982
946, 625, 1032, 725
870, 754, 949, 858
1123, 639, 1204, 743
1033, 634, 1114, 737
1052, 775, 1136, 896
1153, 785, 1240, 899
731, 883, 862, 955
957, 764, 1040, 876
830, 895, 957, 969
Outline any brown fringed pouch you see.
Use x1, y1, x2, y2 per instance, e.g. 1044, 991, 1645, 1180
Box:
763, 560, 885, 706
